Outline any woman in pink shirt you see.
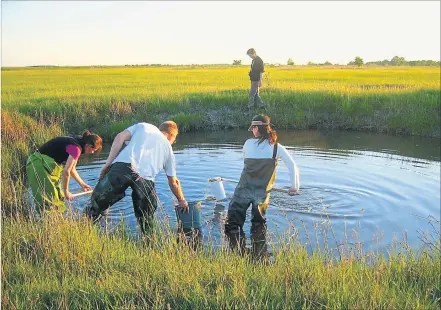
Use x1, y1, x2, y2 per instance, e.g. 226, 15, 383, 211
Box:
26, 130, 102, 214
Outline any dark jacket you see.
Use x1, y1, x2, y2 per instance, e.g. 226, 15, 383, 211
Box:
249, 56, 264, 81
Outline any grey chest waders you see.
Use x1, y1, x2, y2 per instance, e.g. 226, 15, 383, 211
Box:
225, 142, 278, 258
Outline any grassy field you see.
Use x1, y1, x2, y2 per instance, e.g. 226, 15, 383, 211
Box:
2, 66, 440, 309
2, 214, 440, 309
2, 66, 440, 138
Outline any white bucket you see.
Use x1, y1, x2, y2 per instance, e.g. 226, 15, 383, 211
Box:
208, 177, 227, 200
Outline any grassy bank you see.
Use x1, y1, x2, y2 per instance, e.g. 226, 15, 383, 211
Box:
2, 214, 440, 309
2, 66, 440, 139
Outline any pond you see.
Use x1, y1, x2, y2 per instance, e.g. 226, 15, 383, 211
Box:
70, 129, 440, 254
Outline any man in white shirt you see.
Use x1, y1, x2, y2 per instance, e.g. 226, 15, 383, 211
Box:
87, 121, 188, 235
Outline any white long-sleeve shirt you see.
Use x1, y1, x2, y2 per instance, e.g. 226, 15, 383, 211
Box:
242, 138, 300, 190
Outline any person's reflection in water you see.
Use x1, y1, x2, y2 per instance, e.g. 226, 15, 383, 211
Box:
212, 203, 226, 226
224, 115, 300, 262
210, 202, 227, 245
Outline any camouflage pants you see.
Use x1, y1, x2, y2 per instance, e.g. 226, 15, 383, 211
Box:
88, 162, 158, 235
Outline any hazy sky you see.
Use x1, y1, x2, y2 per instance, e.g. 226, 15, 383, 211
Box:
1, 1, 440, 66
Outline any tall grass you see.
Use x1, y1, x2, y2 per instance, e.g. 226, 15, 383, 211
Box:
2, 213, 440, 309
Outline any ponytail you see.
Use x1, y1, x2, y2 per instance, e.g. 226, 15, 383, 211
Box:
82, 130, 92, 138
76, 129, 103, 152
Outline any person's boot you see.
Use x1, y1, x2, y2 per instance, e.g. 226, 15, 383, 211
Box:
226, 228, 246, 255
252, 250, 273, 265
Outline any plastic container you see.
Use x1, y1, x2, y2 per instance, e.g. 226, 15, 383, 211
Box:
175, 201, 202, 229
208, 177, 227, 200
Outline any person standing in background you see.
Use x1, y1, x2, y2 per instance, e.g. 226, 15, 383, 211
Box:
247, 48, 265, 112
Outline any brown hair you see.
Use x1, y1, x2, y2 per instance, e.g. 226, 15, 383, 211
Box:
247, 48, 257, 56
77, 130, 103, 152
252, 114, 278, 146
159, 121, 179, 137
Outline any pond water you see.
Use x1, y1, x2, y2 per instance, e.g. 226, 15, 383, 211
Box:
70, 129, 440, 254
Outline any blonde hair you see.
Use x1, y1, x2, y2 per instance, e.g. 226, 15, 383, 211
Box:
159, 121, 178, 137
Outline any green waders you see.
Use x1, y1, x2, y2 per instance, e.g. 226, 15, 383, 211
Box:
26, 152, 65, 214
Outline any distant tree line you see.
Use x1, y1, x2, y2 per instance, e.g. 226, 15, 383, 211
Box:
306, 61, 333, 66
363, 56, 440, 67
19, 56, 441, 68
348, 56, 440, 67
281, 56, 440, 67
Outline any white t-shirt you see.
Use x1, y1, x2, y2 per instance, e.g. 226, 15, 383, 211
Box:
113, 123, 176, 181
243, 138, 300, 190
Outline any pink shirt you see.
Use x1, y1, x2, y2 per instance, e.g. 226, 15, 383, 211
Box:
66, 145, 81, 160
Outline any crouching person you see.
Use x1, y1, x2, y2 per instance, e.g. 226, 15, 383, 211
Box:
26, 130, 102, 215
87, 121, 188, 236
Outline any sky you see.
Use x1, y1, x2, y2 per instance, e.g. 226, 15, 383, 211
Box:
1, 1, 440, 67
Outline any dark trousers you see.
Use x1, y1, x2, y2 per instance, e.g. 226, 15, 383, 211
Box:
88, 162, 158, 235
224, 197, 269, 258
249, 81, 265, 109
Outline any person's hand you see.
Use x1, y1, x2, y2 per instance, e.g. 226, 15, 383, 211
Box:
176, 199, 189, 213
81, 183, 92, 192
288, 188, 299, 196
64, 191, 73, 201
99, 164, 110, 180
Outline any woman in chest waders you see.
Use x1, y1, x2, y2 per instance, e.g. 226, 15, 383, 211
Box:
224, 115, 300, 260
26, 130, 102, 215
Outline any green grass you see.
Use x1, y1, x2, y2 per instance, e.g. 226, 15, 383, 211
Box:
1, 65, 440, 309
2, 66, 440, 138
2, 214, 440, 309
